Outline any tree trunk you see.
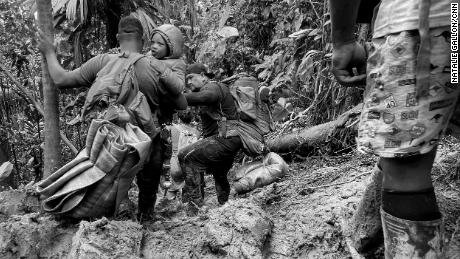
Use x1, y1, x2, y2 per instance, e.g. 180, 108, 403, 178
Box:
348, 164, 383, 254
104, 1, 121, 49
103, 0, 134, 49
36, 0, 61, 177
188, 0, 197, 34
267, 104, 363, 155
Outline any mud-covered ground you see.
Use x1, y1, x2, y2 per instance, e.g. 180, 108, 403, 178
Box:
0, 138, 459, 258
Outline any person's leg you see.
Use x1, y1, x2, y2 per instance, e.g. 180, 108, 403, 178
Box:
137, 134, 163, 220
210, 136, 242, 205
159, 125, 173, 188
356, 26, 456, 257
211, 164, 232, 205
380, 148, 440, 221
178, 135, 242, 207
178, 139, 209, 209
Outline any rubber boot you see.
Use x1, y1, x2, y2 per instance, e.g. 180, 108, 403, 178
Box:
165, 180, 185, 200
381, 208, 444, 258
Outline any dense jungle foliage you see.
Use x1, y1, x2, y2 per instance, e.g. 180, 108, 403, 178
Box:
0, 0, 363, 187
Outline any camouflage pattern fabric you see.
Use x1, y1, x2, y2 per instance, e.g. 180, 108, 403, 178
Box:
358, 26, 459, 158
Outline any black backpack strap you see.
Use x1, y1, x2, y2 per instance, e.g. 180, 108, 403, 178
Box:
215, 82, 227, 118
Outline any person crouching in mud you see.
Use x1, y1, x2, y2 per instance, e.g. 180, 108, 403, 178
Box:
177, 63, 243, 215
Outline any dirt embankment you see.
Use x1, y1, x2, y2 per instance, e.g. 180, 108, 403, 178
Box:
0, 139, 459, 258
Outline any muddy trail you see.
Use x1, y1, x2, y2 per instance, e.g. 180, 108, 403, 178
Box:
0, 139, 459, 258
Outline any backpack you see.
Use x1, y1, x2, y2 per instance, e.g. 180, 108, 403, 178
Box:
218, 75, 274, 156
81, 52, 157, 137
227, 75, 274, 135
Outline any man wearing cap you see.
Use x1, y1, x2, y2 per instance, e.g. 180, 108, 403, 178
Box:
177, 63, 242, 213
37, 16, 187, 220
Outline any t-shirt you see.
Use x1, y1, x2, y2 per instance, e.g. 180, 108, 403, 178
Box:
373, 0, 451, 38
67, 53, 164, 112
185, 82, 238, 137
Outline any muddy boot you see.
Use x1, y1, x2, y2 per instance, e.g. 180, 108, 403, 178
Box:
381, 208, 444, 258
212, 171, 230, 205
348, 163, 383, 254
155, 180, 184, 214
182, 166, 205, 216
165, 180, 185, 200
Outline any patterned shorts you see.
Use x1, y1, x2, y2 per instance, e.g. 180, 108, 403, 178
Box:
357, 26, 459, 158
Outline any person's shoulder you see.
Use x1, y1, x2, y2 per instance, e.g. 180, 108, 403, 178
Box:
207, 81, 221, 87
202, 81, 222, 91
95, 52, 116, 60
79, 53, 112, 74
161, 58, 186, 68
135, 55, 150, 66
164, 58, 185, 65
85, 53, 116, 66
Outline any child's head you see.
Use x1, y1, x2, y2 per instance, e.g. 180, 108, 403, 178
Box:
150, 33, 169, 59
150, 24, 184, 60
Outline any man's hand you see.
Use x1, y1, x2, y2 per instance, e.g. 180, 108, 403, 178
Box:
37, 30, 56, 56
332, 41, 367, 87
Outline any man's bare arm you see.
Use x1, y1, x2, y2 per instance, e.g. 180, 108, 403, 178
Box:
330, 0, 361, 46
330, 0, 367, 86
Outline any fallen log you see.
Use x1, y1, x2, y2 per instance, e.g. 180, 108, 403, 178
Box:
267, 104, 363, 155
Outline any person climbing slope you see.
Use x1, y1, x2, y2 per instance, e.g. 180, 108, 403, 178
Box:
178, 63, 243, 214
38, 16, 187, 220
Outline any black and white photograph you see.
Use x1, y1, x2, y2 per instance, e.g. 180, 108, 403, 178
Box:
0, 0, 458, 258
